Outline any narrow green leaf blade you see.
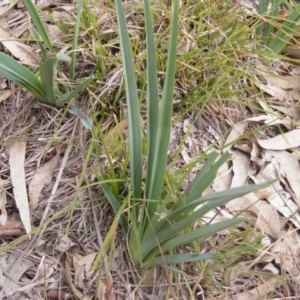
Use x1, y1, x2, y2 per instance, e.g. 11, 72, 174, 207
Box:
184, 152, 230, 205
22, 0, 55, 54
257, 0, 268, 37
160, 218, 243, 251
115, 0, 142, 199
40, 57, 58, 106
147, 0, 179, 215
70, 0, 83, 80
30, 27, 47, 60
144, 0, 159, 198
151, 253, 217, 266
267, 3, 300, 54
0, 52, 46, 101
263, 0, 281, 45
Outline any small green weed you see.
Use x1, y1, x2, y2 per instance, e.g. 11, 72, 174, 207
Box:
0, 0, 93, 129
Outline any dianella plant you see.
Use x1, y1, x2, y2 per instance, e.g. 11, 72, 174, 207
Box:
258, 0, 300, 54
97, 0, 274, 272
0, 0, 92, 129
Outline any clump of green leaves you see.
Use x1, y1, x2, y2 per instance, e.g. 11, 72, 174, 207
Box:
258, 0, 300, 54
0, 0, 92, 129
93, 0, 274, 273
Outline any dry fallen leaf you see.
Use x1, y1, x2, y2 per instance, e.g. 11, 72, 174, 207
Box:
0, 254, 34, 296
44, 24, 65, 42
270, 231, 300, 277
29, 154, 58, 209
0, 0, 18, 17
0, 27, 39, 65
6, 9, 30, 37
257, 129, 300, 150
224, 115, 272, 152
0, 90, 12, 103
259, 64, 300, 89
271, 151, 300, 200
255, 81, 289, 101
231, 150, 250, 187
141, 267, 162, 286
65, 259, 84, 299
212, 158, 232, 192
9, 140, 31, 234
253, 169, 300, 227
54, 233, 76, 253
228, 193, 281, 239
236, 278, 278, 300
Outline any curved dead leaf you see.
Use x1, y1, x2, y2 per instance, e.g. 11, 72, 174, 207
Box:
257, 129, 300, 150
227, 186, 280, 239
9, 140, 31, 234
271, 151, 300, 199
0, 90, 12, 103
0, 27, 39, 65
29, 155, 58, 209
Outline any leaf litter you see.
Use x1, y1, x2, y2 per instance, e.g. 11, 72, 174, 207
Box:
1, 0, 300, 299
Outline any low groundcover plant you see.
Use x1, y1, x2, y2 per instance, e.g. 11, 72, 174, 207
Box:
0, 0, 92, 129
92, 0, 275, 273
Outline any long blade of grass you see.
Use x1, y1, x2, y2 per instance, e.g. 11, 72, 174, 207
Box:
22, 0, 54, 54
147, 0, 179, 216
160, 217, 242, 252
0, 52, 46, 101
257, 0, 268, 37
30, 27, 47, 60
39, 58, 58, 106
144, 0, 159, 198
263, 0, 281, 45
150, 253, 216, 267
258, 0, 268, 14
186, 152, 230, 204
70, 0, 83, 80
115, 0, 142, 199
